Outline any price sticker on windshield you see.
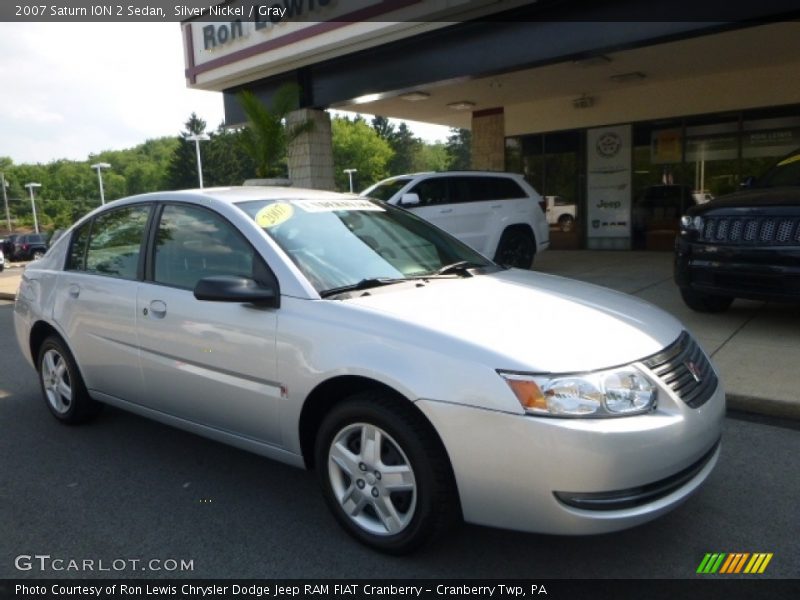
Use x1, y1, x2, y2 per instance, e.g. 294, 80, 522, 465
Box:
255, 203, 294, 228
296, 199, 385, 212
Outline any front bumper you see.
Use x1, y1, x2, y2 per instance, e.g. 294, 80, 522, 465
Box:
416, 379, 724, 535
675, 239, 800, 302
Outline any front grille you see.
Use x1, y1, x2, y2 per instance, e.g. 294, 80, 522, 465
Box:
642, 332, 717, 408
700, 216, 800, 245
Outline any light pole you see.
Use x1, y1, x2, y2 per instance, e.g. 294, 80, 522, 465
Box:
1, 173, 10, 233
25, 183, 42, 234
343, 168, 358, 193
187, 133, 210, 188
90, 162, 111, 205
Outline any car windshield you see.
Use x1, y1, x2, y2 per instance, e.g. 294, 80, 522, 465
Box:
756, 151, 800, 188
237, 197, 494, 295
361, 178, 412, 201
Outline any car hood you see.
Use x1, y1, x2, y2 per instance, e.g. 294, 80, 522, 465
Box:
343, 269, 683, 373
689, 186, 800, 214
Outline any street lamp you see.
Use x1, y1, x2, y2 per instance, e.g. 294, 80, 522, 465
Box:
1, 173, 10, 233
187, 133, 210, 188
343, 168, 358, 193
25, 183, 42, 234
90, 162, 111, 205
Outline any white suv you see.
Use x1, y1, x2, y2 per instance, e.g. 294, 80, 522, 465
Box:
361, 172, 549, 268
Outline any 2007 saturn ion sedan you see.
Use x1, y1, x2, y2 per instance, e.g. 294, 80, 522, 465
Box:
14, 187, 724, 554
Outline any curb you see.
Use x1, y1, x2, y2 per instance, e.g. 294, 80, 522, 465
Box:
727, 394, 800, 422
0, 292, 14, 301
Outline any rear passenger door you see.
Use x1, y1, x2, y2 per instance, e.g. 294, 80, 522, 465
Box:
52, 204, 151, 404
135, 203, 283, 446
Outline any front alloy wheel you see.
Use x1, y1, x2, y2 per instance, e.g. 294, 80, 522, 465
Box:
328, 423, 417, 537
316, 392, 457, 554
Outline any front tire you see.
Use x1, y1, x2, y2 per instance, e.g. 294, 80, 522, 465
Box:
494, 227, 536, 269
38, 336, 102, 424
680, 288, 734, 313
315, 391, 457, 554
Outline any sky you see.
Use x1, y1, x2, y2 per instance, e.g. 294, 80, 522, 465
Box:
0, 23, 449, 166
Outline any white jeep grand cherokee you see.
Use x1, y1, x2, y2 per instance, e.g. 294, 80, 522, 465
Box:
361, 171, 549, 268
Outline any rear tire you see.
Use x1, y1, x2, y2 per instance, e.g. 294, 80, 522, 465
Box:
494, 227, 536, 269
38, 336, 102, 424
680, 288, 734, 313
32, 250, 45, 261
315, 391, 458, 554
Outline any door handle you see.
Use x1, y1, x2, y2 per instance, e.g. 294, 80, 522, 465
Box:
439, 208, 453, 214
68, 284, 80, 298
148, 300, 167, 319
491, 204, 502, 209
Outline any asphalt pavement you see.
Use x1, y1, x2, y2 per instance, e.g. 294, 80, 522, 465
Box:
1, 299, 799, 581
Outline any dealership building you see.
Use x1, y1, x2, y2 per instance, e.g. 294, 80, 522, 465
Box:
182, 0, 800, 249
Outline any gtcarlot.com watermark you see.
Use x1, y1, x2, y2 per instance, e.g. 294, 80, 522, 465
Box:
14, 554, 194, 573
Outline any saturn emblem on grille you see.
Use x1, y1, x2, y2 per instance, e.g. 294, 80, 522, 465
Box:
686, 361, 703, 383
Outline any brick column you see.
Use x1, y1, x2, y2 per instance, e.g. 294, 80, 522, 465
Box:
471, 107, 505, 171
287, 108, 335, 190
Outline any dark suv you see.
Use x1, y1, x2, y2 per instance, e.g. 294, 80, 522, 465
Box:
675, 149, 800, 312
12, 233, 48, 261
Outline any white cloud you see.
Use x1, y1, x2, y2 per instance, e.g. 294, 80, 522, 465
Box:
0, 23, 224, 164
0, 22, 449, 166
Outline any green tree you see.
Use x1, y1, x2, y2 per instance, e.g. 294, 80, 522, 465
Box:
332, 116, 394, 192
166, 113, 207, 190
205, 123, 256, 186
238, 84, 313, 178
446, 128, 472, 170
387, 122, 422, 175
412, 143, 449, 172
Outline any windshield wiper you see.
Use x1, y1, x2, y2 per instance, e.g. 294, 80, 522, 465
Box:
319, 277, 409, 298
432, 260, 483, 276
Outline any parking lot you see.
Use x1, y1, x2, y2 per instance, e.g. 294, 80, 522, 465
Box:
1, 249, 798, 579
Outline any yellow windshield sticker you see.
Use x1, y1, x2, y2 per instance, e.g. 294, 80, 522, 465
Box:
295, 199, 385, 212
255, 203, 294, 228
777, 154, 800, 167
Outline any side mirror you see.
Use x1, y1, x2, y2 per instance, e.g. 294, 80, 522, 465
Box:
740, 176, 756, 189
194, 275, 279, 307
399, 193, 420, 206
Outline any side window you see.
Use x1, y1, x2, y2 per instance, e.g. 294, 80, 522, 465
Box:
66, 223, 92, 271
491, 177, 527, 200
409, 178, 448, 206
84, 205, 150, 280
153, 204, 263, 290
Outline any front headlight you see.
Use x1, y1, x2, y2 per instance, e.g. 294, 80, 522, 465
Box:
680, 215, 704, 232
499, 367, 657, 418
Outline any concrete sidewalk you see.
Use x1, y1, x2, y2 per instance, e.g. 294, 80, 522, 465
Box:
2, 252, 798, 420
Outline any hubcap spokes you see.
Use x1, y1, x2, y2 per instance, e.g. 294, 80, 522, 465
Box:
328, 423, 417, 536
42, 349, 72, 414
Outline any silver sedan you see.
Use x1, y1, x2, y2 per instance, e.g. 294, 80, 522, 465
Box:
14, 187, 723, 553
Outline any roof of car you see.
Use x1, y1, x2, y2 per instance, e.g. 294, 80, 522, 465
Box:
119, 186, 361, 206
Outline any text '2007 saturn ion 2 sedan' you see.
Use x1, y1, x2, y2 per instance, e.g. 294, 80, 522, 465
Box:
14, 187, 724, 554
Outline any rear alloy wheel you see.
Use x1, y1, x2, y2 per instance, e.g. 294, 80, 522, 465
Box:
680, 288, 734, 313
32, 250, 45, 261
38, 336, 102, 424
494, 228, 536, 269
315, 392, 457, 554
558, 214, 575, 232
